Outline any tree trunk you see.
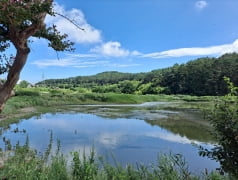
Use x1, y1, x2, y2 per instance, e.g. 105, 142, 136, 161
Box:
0, 0, 53, 112
0, 47, 30, 112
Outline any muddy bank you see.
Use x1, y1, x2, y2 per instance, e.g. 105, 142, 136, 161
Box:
0, 107, 38, 121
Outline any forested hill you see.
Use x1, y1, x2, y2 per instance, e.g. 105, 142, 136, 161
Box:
38, 71, 146, 88
37, 53, 238, 96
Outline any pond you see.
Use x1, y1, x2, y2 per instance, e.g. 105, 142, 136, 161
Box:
0, 102, 218, 173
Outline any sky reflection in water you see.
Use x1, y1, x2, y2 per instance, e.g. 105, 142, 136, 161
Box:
0, 112, 218, 173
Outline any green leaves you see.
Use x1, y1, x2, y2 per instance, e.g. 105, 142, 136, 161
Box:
0, 54, 13, 74
0, 0, 73, 51
0, 0, 52, 22
0, 0, 75, 75
199, 81, 238, 178
34, 25, 75, 52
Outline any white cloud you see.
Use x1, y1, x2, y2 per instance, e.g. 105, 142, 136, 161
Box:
131, 50, 142, 56
32, 53, 140, 68
66, 53, 98, 58
32, 39, 238, 68
32, 56, 109, 68
33, 37, 238, 68
46, 3, 102, 44
108, 63, 140, 68
145, 130, 204, 145
90, 42, 143, 57
142, 39, 238, 59
195, 1, 208, 10
44, 3, 140, 58
32, 58, 75, 67
98, 132, 122, 147
91, 41, 130, 57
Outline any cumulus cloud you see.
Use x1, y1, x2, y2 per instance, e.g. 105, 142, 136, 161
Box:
46, 3, 102, 44
90, 41, 142, 57
90, 41, 130, 57
142, 39, 238, 59
195, 1, 208, 10
43, 3, 140, 58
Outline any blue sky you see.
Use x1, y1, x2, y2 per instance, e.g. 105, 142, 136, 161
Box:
6, 0, 238, 83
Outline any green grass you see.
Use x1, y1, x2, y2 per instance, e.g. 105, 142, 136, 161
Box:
0, 89, 176, 114
0, 87, 218, 128
5, 88, 218, 110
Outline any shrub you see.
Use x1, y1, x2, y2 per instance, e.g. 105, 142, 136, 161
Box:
15, 89, 40, 96
199, 78, 238, 178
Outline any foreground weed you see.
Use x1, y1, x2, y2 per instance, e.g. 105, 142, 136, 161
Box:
0, 138, 228, 180
71, 148, 98, 180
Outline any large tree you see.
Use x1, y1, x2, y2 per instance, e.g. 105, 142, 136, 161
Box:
0, 0, 74, 111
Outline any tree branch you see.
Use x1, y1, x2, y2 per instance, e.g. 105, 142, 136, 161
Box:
54, 12, 85, 31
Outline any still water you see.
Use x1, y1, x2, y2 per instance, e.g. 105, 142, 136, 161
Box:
0, 103, 218, 173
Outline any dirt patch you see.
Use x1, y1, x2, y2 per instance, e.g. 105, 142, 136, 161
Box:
0, 107, 37, 123
20, 107, 36, 113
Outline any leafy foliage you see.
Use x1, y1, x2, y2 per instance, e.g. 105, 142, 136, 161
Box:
17, 80, 30, 88
199, 78, 238, 178
0, 0, 78, 111
159, 54, 238, 95
0, 54, 13, 74
34, 25, 74, 51
0, 0, 74, 75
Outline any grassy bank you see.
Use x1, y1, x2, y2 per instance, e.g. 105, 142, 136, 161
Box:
3, 87, 216, 113
0, 87, 216, 127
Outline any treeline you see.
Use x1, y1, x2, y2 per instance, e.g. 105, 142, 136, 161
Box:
37, 53, 238, 96
39, 71, 145, 88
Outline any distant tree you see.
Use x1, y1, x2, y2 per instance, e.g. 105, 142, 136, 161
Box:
119, 80, 137, 94
137, 83, 163, 95
159, 54, 238, 96
18, 80, 30, 88
37, 53, 238, 96
0, 0, 75, 111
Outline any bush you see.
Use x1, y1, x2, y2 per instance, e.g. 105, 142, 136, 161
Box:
15, 89, 40, 96
199, 78, 238, 178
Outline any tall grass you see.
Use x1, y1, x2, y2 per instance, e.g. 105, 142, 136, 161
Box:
0, 138, 227, 180
5, 88, 217, 113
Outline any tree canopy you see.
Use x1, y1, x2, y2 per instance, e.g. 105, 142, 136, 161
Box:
0, 0, 74, 111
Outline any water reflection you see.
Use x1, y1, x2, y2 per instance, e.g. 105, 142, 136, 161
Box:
69, 103, 214, 143
0, 111, 218, 173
